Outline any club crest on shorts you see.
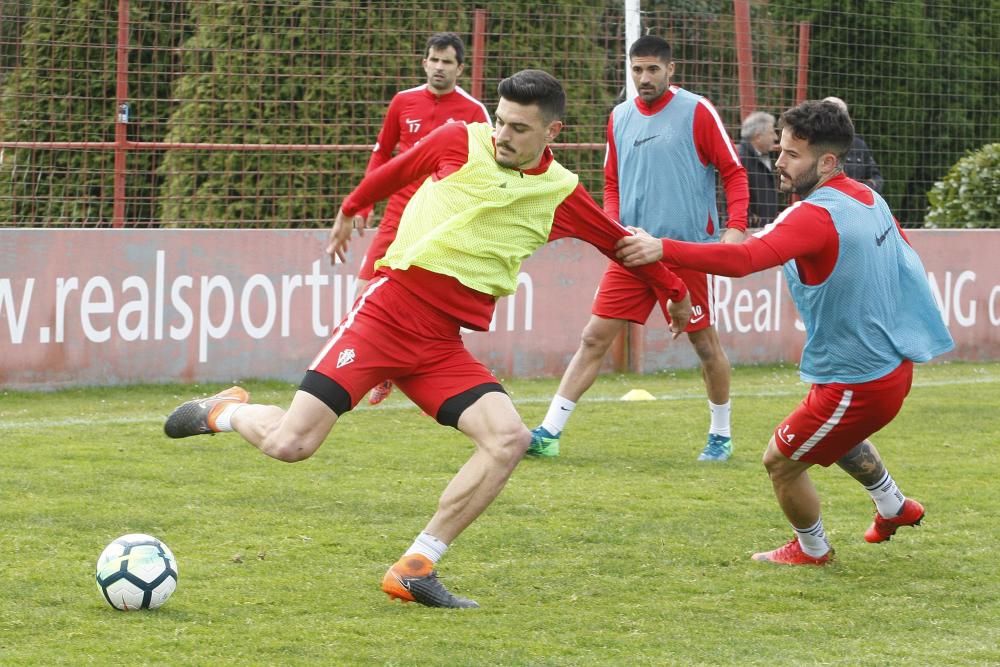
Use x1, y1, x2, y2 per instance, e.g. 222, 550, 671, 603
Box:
336, 348, 356, 368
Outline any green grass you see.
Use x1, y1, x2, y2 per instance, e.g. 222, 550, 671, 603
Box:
1, 362, 998, 666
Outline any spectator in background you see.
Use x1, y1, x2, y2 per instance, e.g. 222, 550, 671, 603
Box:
355, 32, 491, 406
738, 111, 780, 227
823, 96, 883, 193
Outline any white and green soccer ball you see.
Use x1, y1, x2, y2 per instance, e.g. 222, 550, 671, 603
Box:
96, 534, 178, 610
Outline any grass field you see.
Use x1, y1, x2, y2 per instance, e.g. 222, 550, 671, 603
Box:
2, 362, 998, 666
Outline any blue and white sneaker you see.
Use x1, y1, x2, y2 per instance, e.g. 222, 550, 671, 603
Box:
698, 433, 732, 461
525, 426, 560, 458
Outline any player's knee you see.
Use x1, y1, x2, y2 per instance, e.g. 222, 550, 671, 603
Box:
761, 439, 796, 480
579, 326, 616, 355
481, 423, 530, 465
761, 450, 780, 476
691, 332, 725, 362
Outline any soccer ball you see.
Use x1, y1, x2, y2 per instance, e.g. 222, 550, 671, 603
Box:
96, 534, 178, 610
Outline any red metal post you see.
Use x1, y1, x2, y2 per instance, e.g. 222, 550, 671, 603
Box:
112, 0, 130, 227
471, 9, 487, 101
733, 0, 756, 119
795, 21, 811, 105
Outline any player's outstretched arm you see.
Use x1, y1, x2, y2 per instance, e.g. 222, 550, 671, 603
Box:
549, 185, 688, 304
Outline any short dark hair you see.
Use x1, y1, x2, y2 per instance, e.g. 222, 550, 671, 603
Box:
497, 69, 566, 121
629, 35, 672, 62
779, 100, 855, 160
427, 32, 465, 64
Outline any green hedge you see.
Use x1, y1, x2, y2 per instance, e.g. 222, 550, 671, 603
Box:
926, 143, 1000, 228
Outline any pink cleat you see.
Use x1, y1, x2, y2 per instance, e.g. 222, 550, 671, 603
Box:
752, 538, 832, 566
368, 380, 394, 406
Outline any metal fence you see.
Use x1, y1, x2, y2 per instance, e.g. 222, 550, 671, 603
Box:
1, 0, 995, 228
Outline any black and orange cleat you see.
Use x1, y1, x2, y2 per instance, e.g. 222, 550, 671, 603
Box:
164, 386, 248, 438
864, 498, 925, 543
380, 554, 479, 608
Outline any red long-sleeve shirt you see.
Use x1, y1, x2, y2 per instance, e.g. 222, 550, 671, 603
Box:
604, 87, 750, 233
342, 122, 688, 330
659, 174, 908, 285
359, 84, 491, 222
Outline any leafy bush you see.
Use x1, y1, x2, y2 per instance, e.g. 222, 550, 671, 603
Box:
926, 143, 1000, 228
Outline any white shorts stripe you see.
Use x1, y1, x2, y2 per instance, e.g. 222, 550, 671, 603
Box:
707, 273, 716, 325
696, 96, 741, 165
791, 389, 853, 461
307, 276, 388, 371
455, 85, 492, 126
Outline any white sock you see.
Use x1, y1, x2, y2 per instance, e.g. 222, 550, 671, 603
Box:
541, 395, 576, 436
794, 517, 831, 557
213, 403, 245, 432
404, 531, 448, 564
708, 400, 731, 437
865, 470, 905, 518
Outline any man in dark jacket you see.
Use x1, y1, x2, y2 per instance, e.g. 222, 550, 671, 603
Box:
824, 96, 884, 193
737, 111, 780, 227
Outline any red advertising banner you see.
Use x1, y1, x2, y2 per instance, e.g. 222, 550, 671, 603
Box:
1, 229, 997, 389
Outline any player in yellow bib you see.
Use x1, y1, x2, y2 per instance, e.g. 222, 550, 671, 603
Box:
165, 70, 690, 608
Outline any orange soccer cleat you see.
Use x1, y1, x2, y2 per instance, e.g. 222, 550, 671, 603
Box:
864, 498, 925, 543
381, 554, 478, 608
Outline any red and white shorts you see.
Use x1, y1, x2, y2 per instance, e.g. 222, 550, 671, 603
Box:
592, 261, 714, 332
774, 360, 914, 466
306, 276, 501, 421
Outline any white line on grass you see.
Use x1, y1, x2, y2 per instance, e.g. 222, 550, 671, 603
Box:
0, 375, 994, 431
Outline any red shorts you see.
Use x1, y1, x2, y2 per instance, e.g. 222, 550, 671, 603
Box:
307, 276, 500, 420
357, 220, 400, 281
774, 360, 914, 466
592, 261, 714, 332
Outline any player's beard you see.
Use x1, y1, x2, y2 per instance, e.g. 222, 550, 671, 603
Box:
637, 81, 668, 104
494, 143, 520, 169
428, 73, 453, 93
778, 163, 822, 197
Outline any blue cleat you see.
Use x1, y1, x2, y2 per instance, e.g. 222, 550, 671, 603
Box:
525, 426, 560, 458
698, 433, 732, 461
